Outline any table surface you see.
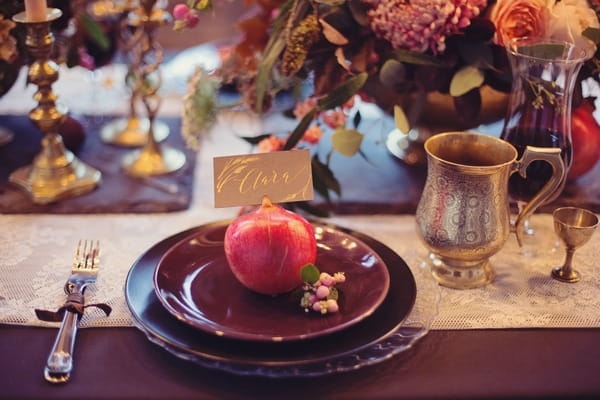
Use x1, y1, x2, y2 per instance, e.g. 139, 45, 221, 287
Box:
2, 4, 600, 397
2, 325, 600, 399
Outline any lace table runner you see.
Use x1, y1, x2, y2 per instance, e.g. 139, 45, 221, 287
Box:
1, 207, 599, 330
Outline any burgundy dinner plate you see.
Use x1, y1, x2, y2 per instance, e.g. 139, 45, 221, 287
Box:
153, 222, 390, 342
125, 220, 417, 370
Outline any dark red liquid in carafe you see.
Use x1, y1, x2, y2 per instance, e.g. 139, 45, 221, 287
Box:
502, 127, 571, 202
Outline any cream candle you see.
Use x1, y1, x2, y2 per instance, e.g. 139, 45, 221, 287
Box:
24, 0, 47, 22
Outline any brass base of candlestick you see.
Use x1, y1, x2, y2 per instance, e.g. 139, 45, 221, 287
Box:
121, 144, 185, 177
100, 117, 169, 147
9, 136, 101, 204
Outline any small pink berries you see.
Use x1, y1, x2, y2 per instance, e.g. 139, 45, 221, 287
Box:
326, 299, 339, 313
315, 285, 330, 299
299, 265, 345, 315
173, 3, 189, 19
185, 12, 199, 28
172, 3, 200, 30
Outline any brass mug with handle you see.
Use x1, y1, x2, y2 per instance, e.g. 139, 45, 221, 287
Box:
415, 132, 565, 289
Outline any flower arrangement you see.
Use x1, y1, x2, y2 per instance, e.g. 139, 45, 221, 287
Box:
179, 0, 600, 191
178, 0, 600, 209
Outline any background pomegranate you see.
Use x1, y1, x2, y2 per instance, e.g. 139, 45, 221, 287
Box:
568, 100, 600, 180
224, 196, 317, 295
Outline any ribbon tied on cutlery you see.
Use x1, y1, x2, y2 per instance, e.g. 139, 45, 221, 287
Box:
35, 293, 112, 323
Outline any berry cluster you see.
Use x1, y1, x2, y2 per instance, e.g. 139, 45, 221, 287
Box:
172, 3, 200, 30
299, 268, 346, 315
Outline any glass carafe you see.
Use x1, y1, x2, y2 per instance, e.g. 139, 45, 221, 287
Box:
500, 37, 588, 255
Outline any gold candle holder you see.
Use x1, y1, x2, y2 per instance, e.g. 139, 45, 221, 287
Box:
96, 0, 169, 147
10, 9, 101, 204
121, 0, 185, 176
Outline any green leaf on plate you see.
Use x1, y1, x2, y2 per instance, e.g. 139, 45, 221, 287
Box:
393, 105, 410, 134
331, 128, 364, 157
301, 263, 320, 284
449, 65, 484, 97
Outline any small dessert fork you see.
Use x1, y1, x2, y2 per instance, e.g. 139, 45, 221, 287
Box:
44, 240, 100, 384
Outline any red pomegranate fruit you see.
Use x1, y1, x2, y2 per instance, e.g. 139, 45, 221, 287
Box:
224, 196, 317, 295
568, 100, 600, 180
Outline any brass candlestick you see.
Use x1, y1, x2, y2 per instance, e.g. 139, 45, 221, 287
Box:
10, 9, 101, 204
121, 0, 185, 176
98, 0, 169, 147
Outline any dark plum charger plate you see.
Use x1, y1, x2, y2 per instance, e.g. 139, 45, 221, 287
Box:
153, 222, 391, 342
125, 220, 417, 372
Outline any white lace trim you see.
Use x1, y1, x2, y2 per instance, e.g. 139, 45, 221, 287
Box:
1, 63, 598, 330
1, 211, 598, 330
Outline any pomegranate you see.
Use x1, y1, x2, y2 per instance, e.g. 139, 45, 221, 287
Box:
568, 100, 600, 180
224, 196, 317, 295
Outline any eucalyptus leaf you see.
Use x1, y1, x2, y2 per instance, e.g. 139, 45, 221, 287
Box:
301, 264, 320, 284
449, 65, 484, 97
283, 109, 317, 150
294, 201, 331, 218
393, 49, 443, 66
314, 0, 346, 5
312, 155, 341, 196
458, 41, 493, 68
583, 27, 600, 45
331, 128, 364, 157
81, 14, 109, 50
353, 110, 362, 129
255, 37, 285, 114
347, 0, 369, 26
519, 43, 565, 59
393, 105, 410, 134
319, 18, 349, 45
240, 134, 272, 145
379, 59, 406, 87
335, 47, 351, 72
317, 72, 368, 110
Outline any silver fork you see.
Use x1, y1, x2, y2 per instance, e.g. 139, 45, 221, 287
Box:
44, 240, 100, 384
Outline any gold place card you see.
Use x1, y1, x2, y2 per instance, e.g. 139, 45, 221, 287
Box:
213, 149, 313, 208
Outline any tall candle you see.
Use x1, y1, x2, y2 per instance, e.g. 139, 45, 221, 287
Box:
24, 0, 47, 22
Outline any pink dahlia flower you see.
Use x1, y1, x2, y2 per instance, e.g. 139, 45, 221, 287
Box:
363, 0, 488, 54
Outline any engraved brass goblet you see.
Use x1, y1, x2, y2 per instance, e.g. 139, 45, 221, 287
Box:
551, 207, 598, 283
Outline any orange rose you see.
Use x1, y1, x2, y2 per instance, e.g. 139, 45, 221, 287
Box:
490, 0, 552, 46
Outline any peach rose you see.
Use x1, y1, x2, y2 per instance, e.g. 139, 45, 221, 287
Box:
257, 135, 285, 153
302, 125, 323, 145
547, 0, 599, 54
490, 0, 552, 46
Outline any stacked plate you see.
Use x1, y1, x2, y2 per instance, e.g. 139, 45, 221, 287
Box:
125, 220, 434, 377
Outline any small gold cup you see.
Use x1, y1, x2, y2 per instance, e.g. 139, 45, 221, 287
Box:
551, 207, 598, 283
